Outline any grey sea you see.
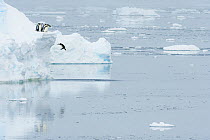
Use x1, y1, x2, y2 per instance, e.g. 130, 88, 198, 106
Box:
1, 0, 210, 139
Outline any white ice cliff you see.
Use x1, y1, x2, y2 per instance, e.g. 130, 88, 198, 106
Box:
0, 1, 57, 82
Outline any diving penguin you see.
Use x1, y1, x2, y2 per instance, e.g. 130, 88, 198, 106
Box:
58, 43, 66, 51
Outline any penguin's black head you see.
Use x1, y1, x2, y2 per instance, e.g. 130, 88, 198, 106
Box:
57, 43, 62, 45
45, 24, 51, 27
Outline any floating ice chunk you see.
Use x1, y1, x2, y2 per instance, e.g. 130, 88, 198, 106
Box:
177, 16, 186, 20
50, 33, 112, 64
164, 51, 199, 55
113, 7, 159, 17
166, 39, 175, 42
56, 16, 64, 22
163, 45, 200, 51
9, 98, 28, 102
102, 28, 127, 33
170, 23, 183, 29
150, 122, 175, 127
131, 36, 139, 40
202, 49, 208, 52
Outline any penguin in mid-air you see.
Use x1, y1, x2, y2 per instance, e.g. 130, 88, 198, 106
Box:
58, 43, 66, 51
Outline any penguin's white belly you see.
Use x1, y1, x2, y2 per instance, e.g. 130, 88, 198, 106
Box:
38, 25, 42, 32
43, 27, 49, 32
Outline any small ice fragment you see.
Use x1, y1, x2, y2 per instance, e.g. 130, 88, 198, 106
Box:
166, 39, 175, 42
202, 49, 208, 52
102, 28, 127, 33
9, 98, 28, 102
170, 23, 183, 29
177, 16, 186, 20
131, 36, 139, 40
56, 16, 64, 22
149, 122, 175, 127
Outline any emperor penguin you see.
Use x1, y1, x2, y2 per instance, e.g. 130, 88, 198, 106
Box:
36, 23, 44, 32
42, 24, 51, 32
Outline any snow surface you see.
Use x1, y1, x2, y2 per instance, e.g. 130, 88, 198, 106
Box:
149, 122, 175, 127
163, 45, 200, 51
50, 33, 112, 64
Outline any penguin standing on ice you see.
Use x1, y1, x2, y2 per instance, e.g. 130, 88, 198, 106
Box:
36, 23, 51, 32
36, 23, 43, 32
58, 43, 66, 51
42, 24, 51, 32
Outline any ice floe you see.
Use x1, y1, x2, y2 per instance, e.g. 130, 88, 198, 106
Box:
150, 122, 175, 127
163, 45, 200, 55
50, 33, 112, 64
163, 45, 200, 51
170, 23, 183, 30
9, 98, 28, 102
102, 28, 127, 33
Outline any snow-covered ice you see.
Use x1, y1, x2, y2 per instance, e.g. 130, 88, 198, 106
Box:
50, 33, 112, 64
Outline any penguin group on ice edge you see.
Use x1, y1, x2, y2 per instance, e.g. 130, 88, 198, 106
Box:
36, 23, 51, 32
36, 23, 66, 51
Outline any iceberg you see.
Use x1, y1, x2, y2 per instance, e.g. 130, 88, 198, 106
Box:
0, 1, 112, 82
50, 33, 112, 64
0, 0, 57, 82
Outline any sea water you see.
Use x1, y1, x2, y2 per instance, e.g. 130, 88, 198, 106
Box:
1, 0, 210, 139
